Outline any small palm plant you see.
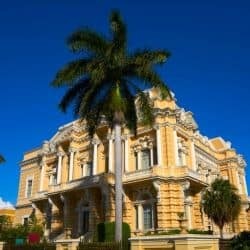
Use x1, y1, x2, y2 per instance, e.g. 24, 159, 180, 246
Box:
51, 10, 171, 241
202, 178, 241, 238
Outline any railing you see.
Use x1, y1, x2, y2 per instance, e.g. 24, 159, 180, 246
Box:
34, 190, 48, 199
123, 165, 207, 184
47, 173, 113, 194
187, 169, 203, 181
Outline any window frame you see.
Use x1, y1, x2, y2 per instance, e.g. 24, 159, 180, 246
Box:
25, 176, 33, 198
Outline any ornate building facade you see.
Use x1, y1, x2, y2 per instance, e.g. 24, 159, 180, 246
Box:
15, 88, 250, 240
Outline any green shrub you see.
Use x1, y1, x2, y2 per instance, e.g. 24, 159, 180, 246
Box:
187, 229, 213, 235
231, 231, 250, 250
77, 241, 122, 250
144, 229, 181, 236
3, 243, 56, 250
97, 222, 130, 242
96, 222, 130, 250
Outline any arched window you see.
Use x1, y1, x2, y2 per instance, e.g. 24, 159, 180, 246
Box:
134, 192, 156, 231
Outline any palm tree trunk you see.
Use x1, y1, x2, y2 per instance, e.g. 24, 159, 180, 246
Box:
114, 123, 122, 242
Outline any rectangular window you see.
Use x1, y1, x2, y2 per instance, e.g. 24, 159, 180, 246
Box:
81, 164, 84, 177
153, 146, 158, 165
82, 210, 90, 234
143, 204, 153, 230
85, 162, 93, 176
105, 156, 109, 173
23, 217, 29, 226
51, 174, 57, 185
141, 149, 150, 169
135, 152, 138, 170
178, 149, 183, 166
26, 179, 33, 198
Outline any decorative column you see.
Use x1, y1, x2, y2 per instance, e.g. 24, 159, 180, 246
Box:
173, 127, 179, 166
153, 181, 161, 202
138, 204, 143, 230
40, 141, 50, 191
39, 159, 45, 191
123, 134, 129, 173
92, 138, 100, 175
243, 173, 248, 196
181, 181, 192, 229
190, 139, 197, 170
185, 201, 192, 230
137, 150, 142, 170
46, 198, 57, 239
236, 170, 242, 194
44, 202, 51, 239
60, 194, 71, 237
69, 148, 76, 181
107, 134, 114, 173
57, 152, 64, 184
150, 147, 154, 167
155, 125, 162, 166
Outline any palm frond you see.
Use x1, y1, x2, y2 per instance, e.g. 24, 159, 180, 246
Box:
78, 83, 105, 116
136, 91, 154, 126
59, 79, 91, 112
110, 10, 127, 52
53, 10, 172, 136
51, 59, 91, 86
120, 81, 137, 134
85, 106, 102, 137
67, 29, 109, 55
134, 68, 172, 99
131, 49, 171, 65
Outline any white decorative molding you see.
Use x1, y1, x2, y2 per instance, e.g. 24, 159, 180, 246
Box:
181, 181, 190, 192
153, 181, 161, 201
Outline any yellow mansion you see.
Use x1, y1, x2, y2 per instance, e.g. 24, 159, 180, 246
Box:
15, 89, 250, 240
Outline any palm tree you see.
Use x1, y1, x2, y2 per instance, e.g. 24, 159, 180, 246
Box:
202, 178, 241, 238
51, 10, 171, 242
0, 155, 5, 164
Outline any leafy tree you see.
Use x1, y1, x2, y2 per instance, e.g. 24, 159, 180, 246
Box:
0, 215, 11, 232
51, 10, 171, 241
231, 231, 250, 250
202, 178, 241, 238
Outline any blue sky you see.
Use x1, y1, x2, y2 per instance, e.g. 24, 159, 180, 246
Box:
0, 0, 250, 205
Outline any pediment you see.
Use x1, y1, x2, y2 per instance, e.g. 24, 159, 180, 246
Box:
49, 121, 76, 145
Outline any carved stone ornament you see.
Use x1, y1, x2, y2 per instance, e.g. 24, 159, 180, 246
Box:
176, 108, 198, 130
181, 181, 190, 191
132, 136, 154, 152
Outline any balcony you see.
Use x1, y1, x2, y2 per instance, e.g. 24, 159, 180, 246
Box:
124, 168, 153, 182
123, 165, 163, 183
47, 172, 114, 195
33, 190, 48, 200
123, 165, 207, 185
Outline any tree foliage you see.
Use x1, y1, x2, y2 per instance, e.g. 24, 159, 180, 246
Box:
0, 213, 43, 243
231, 231, 250, 250
0, 154, 5, 163
51, 10, 171, 135
202, 178, 241, 238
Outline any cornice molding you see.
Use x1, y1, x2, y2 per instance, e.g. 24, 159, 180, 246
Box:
20, 156, 41, 167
